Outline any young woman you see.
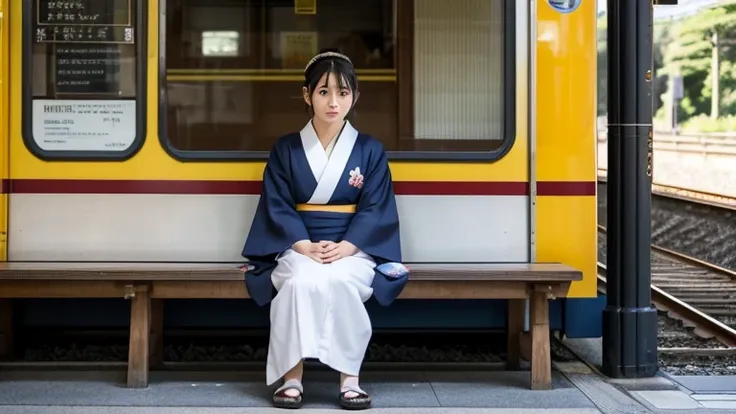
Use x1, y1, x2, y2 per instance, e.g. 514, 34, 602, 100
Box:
241, 49, 404, 410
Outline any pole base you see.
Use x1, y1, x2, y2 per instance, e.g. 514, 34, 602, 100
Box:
601, 305, 659, 378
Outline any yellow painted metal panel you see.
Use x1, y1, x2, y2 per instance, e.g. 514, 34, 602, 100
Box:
535, 1, 598, 297
0, 0, 8, 261
535, 1, 597, 182
536, 196, 597, 297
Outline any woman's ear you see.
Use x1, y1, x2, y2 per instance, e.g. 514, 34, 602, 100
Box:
302, 87, 311, 106
352, 91, 360, 108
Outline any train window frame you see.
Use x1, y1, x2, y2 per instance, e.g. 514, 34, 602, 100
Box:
21, 0, 149, 162
158, 0, 516, 162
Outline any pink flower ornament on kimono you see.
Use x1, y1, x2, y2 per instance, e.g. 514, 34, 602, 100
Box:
348, 167, 364, 189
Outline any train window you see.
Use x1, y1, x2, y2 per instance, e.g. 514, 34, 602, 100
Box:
22, 0, 147, 160
162, 0, 514, 160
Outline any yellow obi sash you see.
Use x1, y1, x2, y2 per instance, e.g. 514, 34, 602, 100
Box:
295, 203, 357, 213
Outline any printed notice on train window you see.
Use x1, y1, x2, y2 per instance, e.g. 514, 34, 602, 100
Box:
31, 99, 136, 151
53, 44, 122, 94
35, 0, 134, 44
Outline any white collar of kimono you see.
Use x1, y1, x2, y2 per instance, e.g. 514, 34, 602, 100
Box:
300, 120, 358, 205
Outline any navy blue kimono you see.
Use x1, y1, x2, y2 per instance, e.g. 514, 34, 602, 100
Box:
241, 120, 408, 307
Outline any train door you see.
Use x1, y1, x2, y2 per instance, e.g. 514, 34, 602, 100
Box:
0, 0, 9, 361
0, 0, 8, 262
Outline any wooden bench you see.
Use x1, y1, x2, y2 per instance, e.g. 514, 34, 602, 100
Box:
0, 262, 582, 390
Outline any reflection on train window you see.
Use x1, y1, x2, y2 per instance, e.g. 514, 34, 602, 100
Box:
164, 0, 510, 154
202, 31, 240, 57
25, 0, 143, 157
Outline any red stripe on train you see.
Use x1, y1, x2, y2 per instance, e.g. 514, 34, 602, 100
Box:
5, 179, 596, 196
537, 181, 597, 196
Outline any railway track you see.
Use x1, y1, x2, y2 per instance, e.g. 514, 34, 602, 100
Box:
597, 129, 736, 156
0, 328, 582, 373
596, 172, 736, 359
597, 168, 736, 211
597, 226, 736, 376
596, 228, 736, 348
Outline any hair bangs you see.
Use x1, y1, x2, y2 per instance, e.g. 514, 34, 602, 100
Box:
304, 58, 358, 94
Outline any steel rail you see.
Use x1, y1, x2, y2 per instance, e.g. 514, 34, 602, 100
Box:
597, 170, 736, 211
597, 261, 736, 347
597, 223, 736, 347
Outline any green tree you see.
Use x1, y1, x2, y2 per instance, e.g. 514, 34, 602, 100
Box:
597, 14, 607, 117
657, 1, 736, 126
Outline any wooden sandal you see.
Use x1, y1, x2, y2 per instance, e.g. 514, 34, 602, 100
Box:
273, 379, 304, 409
339, 385, 371, 410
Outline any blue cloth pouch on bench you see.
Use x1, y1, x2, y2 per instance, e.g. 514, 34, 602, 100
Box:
371, 262, 411, 307
240, 260, 277, 307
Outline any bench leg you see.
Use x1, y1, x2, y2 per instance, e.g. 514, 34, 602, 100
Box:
529, 291, 551, 390
506, 299, 525, 370
127, 287, 151, 388
0, 299, 12, 360
149, 299, 164, 369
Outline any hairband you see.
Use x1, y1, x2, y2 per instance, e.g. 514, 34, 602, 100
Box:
304, 51, 352, 74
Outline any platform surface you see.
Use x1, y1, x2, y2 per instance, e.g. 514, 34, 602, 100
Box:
667, 376, 736, 410
0, 369, 595, 410
561, 337, 736, 413
2, 336, 735, 414
3, 364, 735, 413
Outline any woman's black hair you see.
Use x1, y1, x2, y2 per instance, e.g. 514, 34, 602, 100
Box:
303, 48, 359, 116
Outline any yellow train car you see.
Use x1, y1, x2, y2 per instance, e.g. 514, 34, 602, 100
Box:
2, 0, 598, 332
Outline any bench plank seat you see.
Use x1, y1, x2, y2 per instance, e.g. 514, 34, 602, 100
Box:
0, 262, 245, 280
0, 262, 579, 281
0, 261, 582, 391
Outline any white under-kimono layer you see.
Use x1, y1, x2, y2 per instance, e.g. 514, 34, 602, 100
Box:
265, 121, 377, 386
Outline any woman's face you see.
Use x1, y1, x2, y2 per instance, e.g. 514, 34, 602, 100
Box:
303, 72, 354, 125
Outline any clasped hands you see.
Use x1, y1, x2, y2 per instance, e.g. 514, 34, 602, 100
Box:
292, 239, 358, 264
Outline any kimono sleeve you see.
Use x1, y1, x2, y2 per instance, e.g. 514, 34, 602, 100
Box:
341, 140, 402, 263
241, 141, 310, 261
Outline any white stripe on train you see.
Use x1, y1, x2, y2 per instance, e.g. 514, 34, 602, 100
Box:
8, 194, 529, 262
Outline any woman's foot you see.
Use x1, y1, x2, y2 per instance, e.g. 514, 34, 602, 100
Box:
339, 375, 371, 410
273, 378, 303, 409
273, 361, 304, 409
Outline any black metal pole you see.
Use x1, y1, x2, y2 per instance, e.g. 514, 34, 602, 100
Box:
602, 0, 658, 378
